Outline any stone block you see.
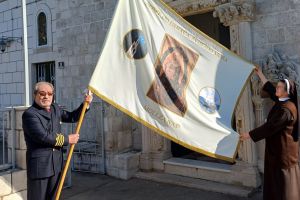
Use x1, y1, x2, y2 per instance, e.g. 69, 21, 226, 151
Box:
152, 159, 165, 171
252, 15, 277, 31
10, 95, 22, 106
111, 117, 123, 132
252, 45, 273, 60
105, 132, 117, 152
15, 107, 26, 131
197, 169, 230, 184
105, 167, 119, 178
165, 164, 197, 178
18, 131, 26, 150
3, 111, 11, 130
2, 190, 27, 200
252, 29, 266, 48
285, 26, 300, 43
7, 148, 12, 164
6, 130, 13, 149
117, 131, 132, 151
122, 116, 132, 131
15, 150, 26, 170
0, 173, 12, 196
231, 163, 261, 187
274, 42, 300, 57
116, 151, 140, 170
15, 132, 20, 150
256, 1, 290, 15
105, 154, 119, 169
118, 168, 138, 180
267, 28, 285, 43
3, 10, 10, 21
11, 170, 27, 193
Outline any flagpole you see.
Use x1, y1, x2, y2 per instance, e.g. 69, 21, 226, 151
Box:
21, 0, 30, 106
55, 101, 89, 200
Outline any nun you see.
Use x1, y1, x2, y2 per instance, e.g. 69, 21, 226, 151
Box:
240, 67, 300, 200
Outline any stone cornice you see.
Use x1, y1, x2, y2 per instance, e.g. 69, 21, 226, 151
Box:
165, 0, 229, 16
213, 0, 256, 26
164, 0, 255, 26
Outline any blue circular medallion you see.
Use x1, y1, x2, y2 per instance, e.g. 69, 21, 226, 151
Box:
123, 29, 147, 59
199, 87, 221, 114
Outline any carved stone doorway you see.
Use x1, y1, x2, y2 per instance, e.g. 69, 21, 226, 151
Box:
170, 12, 232, 163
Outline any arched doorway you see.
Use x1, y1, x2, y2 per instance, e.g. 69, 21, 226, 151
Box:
171, 12, 232, 163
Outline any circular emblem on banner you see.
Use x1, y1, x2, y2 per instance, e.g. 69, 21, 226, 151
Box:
198, 87, 221, 114
123, 29, 147, 59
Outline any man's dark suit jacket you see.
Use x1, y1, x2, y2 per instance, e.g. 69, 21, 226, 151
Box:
22, 102, 84, 179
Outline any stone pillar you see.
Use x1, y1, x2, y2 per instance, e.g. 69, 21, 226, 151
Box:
140, 126, 171, 171
232, 22, 258, 166
225, 8, 261, 185
104, 105, 140, 180
251, 77, 265, 172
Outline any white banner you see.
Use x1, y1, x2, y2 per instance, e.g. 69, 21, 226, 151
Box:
89, 0, 254, 162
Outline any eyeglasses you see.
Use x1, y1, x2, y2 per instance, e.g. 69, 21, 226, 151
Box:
38, 91, 54, 97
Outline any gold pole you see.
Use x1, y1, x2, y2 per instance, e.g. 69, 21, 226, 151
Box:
55, 101, 89, 200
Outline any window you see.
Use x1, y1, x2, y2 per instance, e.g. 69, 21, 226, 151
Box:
36, 62, 55, 87
38, 12, 47, 46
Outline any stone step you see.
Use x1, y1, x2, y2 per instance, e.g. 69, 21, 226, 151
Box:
164, 157, 232, 173
135, 171, 254, 197
163, 158, 254, 187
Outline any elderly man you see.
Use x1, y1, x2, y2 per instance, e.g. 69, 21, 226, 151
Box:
22, 81, 93, 200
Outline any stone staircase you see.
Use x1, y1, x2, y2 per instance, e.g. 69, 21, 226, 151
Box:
135, 171, 254, 197
135, 157, 261, 197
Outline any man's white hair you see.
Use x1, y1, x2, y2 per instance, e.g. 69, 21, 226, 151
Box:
33, 82, 54, 95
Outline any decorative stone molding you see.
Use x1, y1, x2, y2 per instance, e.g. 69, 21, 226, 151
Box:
251, 76, 264, 112
235, 85, 257, 164
229, 25, 240, 54
213, 0, 255, 26
165, 0, 256, 27
165, 0, 229, 16
140, 126, 171, 171
261, 52, 300, 92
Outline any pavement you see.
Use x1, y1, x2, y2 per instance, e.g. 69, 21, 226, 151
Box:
61, 172, 263, 200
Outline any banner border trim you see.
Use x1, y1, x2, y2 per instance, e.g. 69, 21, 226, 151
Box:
89, 85, 239, 163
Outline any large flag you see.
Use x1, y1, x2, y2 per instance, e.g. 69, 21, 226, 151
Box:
88, 0, 254, 162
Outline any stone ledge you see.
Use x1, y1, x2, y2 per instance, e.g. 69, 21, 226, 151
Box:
0, 172, 12, 196
163, 157, 231, 173
135, 171, 254, 197
2, 190, 27, 200
12, 170, 27, 193
163, 158, 261, 188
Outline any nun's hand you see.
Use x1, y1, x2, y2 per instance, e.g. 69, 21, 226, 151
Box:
254, 65, 262, 75
240, 132, 250, 141
254, 65, 268, 84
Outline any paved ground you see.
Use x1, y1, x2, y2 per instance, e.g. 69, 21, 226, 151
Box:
61, 172, 263, 200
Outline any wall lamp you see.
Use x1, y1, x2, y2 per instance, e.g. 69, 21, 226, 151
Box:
0, 36, 23, 53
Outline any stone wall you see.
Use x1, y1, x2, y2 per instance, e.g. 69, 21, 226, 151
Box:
0, 107, 27, 200
54, 0, 118, 102
0, 0, 25, 107
252, 0, 300, 65
250, 0, 300, 171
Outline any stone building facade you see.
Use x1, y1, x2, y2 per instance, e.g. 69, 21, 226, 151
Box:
1, 0, 300, 199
